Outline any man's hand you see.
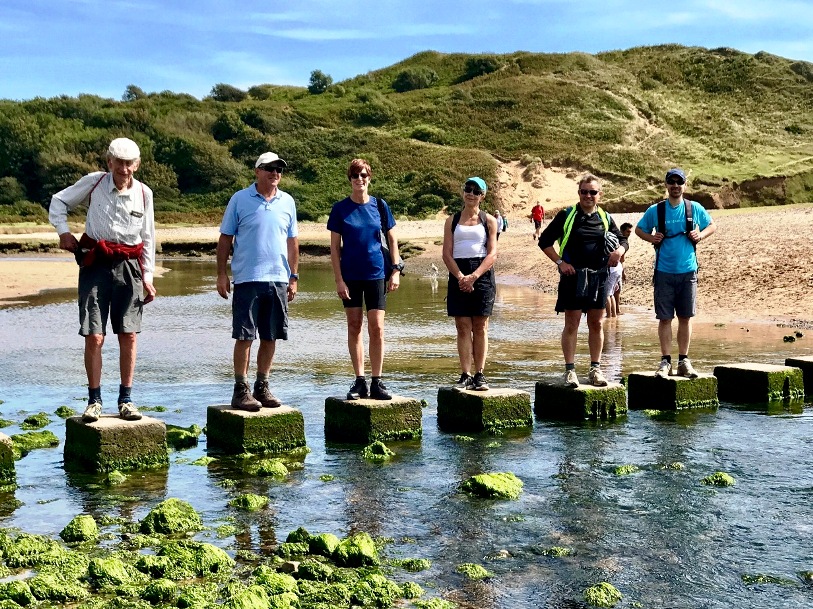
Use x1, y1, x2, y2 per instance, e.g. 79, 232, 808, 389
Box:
143, 281, 157, 304
650, 232, 664, 245
607, 248, 623, 267
558, 261, 576, 276
387, 271, 401, 293
216, 274, 231, 299
688, 228, 702, 244
287, 278, 298, 302
336, 279, 350, 300
58, 232, 79, 253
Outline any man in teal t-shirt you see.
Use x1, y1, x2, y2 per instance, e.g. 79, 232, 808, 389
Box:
636, 168, 717, 379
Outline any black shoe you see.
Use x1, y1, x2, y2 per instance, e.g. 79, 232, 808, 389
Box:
370, 378, 392, 400
454, 373, 474, 390
347, 377, 368, 400
472, 372, 489, 391
253, 380, 282, 408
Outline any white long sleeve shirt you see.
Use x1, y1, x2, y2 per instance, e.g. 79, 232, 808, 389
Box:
49, 172, 156, 282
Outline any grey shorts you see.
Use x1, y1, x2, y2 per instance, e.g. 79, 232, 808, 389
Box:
654, 271, 697, 320
233, 281, 289, 341
78, 259, 143, 336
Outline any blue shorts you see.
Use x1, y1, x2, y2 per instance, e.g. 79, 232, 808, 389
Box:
232, 281, 289, 341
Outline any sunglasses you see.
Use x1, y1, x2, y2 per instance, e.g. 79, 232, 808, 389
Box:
579, 189, 599, 196
350, 173, 370, 180
666, 178, 685, 186
463, 186, 484, 195
261, 165, 284, 173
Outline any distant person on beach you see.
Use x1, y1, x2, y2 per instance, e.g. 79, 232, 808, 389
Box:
442, 177, 498, 391
217, 152, 299, 411
605, 222, 634, 317
538, 174, 628, 388
635, 168, 716, 378
494, 210, 503, 241
49, 137, 155, 423
530, 202, 545, 240
328, 158, 403, 401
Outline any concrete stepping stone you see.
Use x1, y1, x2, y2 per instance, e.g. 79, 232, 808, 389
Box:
436, 387, 532, 433
64, 415, 168, 473
785, 355, 813, 396
627, 372, 718, 410
714, 363, 804, 403
207, 404, 306, 454
324, 395, 422, 444
534, 379, 626, 421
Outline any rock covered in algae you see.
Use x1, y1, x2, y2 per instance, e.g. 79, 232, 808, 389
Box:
27, 572, 89, 602
401, 581, 425, 599
191, 456, 217, 466
413, 597, 456, 608
175, 582, 219, 609
166, 424, 202, 450
154, 540, 234, 579
0, 581, 35, 606
229, 493, 269, 511
361, 440, 395, 462
613, 464, 640, 476
297, 559, 334, 582
333, 531, 380, 567
297, 580, 351, 607
285, 526, 310, 543
245, 458, 288, 477
456, 563, 492, 580
4, 533, 67, 567
350, 573, 403, 607
20, 413, 51, 430
701, 471, 736, 487
55, 405, 76, 418
253, 565, 298, 595
10, 431, 59, 459
460, 472, 523, 500
139, 498, 203, 534
276, 541, 310, 557
106, 470, 127, 485
308, 532, 340, 557
59, 514, 99, 543
584, 582, 622, 607
141, 578, 178, 604
395, 557, 432, 572
87, 556, 146, 588
223, 584, 270, 609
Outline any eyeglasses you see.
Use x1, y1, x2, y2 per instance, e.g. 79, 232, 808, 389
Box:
579, 189, 599, 196
261, 165, 284, 173
463, 186, 484, 195
350, 173, 370, 180
666, 178, 685, 186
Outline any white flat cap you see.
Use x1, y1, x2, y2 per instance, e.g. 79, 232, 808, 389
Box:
255, 151, 288, 168
108, 138, 141, 160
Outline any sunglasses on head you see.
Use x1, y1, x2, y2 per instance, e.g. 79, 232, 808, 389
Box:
463, 185, 484, 195
350, 173, 370, 179
666, 178, 685, 186
261, 165, 284, 173
579, 189, 599, 196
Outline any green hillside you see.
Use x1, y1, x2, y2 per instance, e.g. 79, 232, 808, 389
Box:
2, 44, 812, 223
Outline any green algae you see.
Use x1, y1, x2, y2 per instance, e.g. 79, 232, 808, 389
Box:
0, 419, 13, 428
4, 533, 67, 567
584, 582, 622, 607
155, 539, 235, 579
105, 470, 128, 485
140, 405, 167, 412
660, 462, 685, 470
309, 532, 341, 557
141, 578, 178, 604
191, 456, 217, 466
297, 579, 352, 607
245, 458, 288, 477
253, 565, 298, 595
216, 524, 241, 538
11, 430, 59, 459
320, 474, 335, 481
414, 598, 457, 609
614, 464, 640, 476
228, 493, 269, 512
394, 557, 431, 571
223, 584, 270, 609
401, 581, 425, 599
286, 526, 310, 543
276, 541, 310, 557
297, 559, 334, 582
541, 546, 573, 557
460, 472, 523, 500
351, 573, 403, 607
139, 498, 203, 534
176, 582, 219, 609
455, 563, 492, 580
28, 572, 89, 602
86, 556, 147, 589
60, 514, 99, 543
55, 405, 77, 418
486, 441, 501, 448
20, 412, 51, 430
741, 573, 798, 586
361, 440, 395, 462
334, 531, 380, 567
0, 581, 35, 606
701, 471, 736, 487
166, 424, 202, 450
453, 435, 475, 443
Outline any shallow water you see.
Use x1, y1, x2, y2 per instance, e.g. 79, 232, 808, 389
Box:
1, 260, 812, 608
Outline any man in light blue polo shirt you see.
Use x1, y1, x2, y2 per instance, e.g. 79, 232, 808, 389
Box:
636, 168, 716, 379
217, 152, 299, 410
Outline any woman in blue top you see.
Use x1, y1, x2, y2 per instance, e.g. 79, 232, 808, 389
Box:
328, 159, 403, 401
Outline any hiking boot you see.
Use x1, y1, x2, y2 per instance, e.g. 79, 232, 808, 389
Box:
253, 380, 282, 408
118, 402, 142, 421
656, 359, 672, 378
454, 373, 474, 391
563, 369, 579, 388
677, 358, 699, 379
472, 372, 489, 391
231, 382, 261, 412
588, 366, 608, 387
347, 377, 368, 400
369, 378, 392, 400
82, 399, 103, 423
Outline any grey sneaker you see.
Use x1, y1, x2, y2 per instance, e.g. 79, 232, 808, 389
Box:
656, 359, 672, 378
253, 380, 282, 408
82, 399, 103, 423
454, 373, 474, 391
231, 382, 261, 412
118, 402, 142, 421
472, 372, 489, 391
563, 369, 579, 388
588, 366, 608, 387
677, 358, 699, 379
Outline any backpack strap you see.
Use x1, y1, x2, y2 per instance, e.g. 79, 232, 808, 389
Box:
451, 210, 489, 245
374, 196, 389, 234
557, 206, 578, 256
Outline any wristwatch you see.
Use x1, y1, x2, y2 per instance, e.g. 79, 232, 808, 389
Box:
555, 259, 563, 266
392, 262, 405, 273
289, 273, 299, 280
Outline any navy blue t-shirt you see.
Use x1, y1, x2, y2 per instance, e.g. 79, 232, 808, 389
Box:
327, 196, 396, 281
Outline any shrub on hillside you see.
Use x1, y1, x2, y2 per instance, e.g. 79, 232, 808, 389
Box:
392, 67, 439, 92
308, 70, 333, 94
410, 125, 448, 145
0, 176, 26, 205
210, 83, 248, 103
343, 92, 396, 126
463, 57, 502, 81
211, 112, 245, 142
409, 194, 445, 217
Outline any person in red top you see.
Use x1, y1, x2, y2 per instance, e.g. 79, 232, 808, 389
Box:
530, 202, 545, 240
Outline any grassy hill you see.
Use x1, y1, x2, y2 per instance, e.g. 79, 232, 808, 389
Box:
1, 44, 812, 224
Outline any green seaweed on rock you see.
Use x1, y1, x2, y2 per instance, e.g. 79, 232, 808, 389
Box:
460, 472, 523, 500
229, 493, 269, 512
60, 514, 99, 543
701, 471, 736, 487
139, 498, 203, 534
584, 582, 622, 607
455, 563, 492, 580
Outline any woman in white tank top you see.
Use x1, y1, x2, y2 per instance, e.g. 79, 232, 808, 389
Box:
441, 177, 499, 392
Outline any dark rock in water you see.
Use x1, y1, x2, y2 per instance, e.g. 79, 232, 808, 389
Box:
795, 331, 804, 338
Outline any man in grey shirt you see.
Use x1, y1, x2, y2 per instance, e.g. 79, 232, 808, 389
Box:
49, 138, 156, 423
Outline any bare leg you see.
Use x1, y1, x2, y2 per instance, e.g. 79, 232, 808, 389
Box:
233, 339, 253, 376
472, 316, 489, 372
586, 308, 605, 362
257, 339, 276, 375
677, 317, 692, 355
455, 316, 474, 374
84, 334, 104, 388
562, 310, 582, 364
367, 309, 386, 377
118, 332, 137, 386
345, 307, 365, 377
658, 319, 673, 357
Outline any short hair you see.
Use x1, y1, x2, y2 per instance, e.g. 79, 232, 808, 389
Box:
620, 222, 633, 231
347, 158, 372, 179
577, 173, 601, 188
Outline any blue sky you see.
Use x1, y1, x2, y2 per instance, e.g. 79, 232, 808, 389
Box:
2, 0, 812, 101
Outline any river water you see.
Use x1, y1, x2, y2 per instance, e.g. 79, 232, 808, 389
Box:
1, 260, 812, 608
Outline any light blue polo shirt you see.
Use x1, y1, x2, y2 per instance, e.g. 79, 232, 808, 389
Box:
220, 183, 298, 284
637, 199, 712, 274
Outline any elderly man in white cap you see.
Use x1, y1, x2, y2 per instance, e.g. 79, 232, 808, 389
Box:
217, 151, 299, 411
49, 137, 156, 423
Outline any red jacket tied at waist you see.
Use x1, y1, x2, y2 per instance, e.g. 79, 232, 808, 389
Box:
78, 233, 144, 274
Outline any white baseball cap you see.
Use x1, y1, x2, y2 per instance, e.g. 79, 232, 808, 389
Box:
255, 152, 288, 168
108, 138, 140, 160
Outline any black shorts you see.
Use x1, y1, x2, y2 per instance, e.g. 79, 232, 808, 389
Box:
447, 257, 496, 317
232, 281, 289, 341
343, 279, 387, 311
555, 268, 609, 313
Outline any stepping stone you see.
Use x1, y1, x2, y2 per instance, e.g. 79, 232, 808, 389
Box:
0, 433, 15, 488
436, 387, 532, 433
627, 372, 718, 410
534, 379, 627, 421
714, 363, 805, 403
64, 415, 168, 473
207, 405, 306, 454
785, 356, 813, 396
324, 395, 422, 444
